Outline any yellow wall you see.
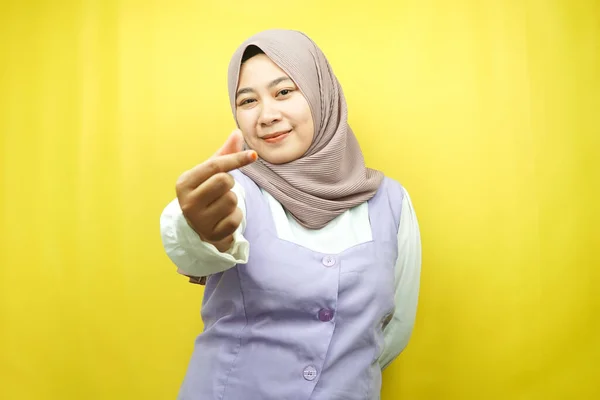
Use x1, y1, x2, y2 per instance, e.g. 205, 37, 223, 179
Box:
1, 0, 599, 399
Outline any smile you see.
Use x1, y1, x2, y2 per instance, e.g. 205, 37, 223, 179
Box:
263, 130, 291, 144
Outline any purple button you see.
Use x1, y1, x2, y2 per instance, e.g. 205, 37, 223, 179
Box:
303, 365, 317, 381
318, 308, 334, 322
322, 256, 336, 267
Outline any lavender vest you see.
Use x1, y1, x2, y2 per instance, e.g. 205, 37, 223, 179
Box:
178, 170, 404, 400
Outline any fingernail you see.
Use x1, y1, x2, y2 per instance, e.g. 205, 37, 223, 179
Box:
249, 151, 258, 161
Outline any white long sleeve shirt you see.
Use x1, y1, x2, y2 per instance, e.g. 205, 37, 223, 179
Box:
160, 179, 422, 369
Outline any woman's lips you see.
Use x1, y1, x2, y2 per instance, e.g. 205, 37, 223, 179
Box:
263, 130, 291, 143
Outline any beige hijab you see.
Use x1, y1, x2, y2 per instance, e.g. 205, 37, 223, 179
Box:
228, 29, 383, 230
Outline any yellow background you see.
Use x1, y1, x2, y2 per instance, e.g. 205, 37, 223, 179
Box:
1, 0, 599, 399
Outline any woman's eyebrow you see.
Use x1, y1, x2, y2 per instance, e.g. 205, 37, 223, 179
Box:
267, 76, 292, 88
236, 77, 293, 99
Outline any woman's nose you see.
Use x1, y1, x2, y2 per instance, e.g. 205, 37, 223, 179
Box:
258, 100, 282, 126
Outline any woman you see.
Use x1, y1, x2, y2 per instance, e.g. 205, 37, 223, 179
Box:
160, 29, 421, 400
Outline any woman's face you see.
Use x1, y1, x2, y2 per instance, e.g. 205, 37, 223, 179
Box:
235, 53, 314, 165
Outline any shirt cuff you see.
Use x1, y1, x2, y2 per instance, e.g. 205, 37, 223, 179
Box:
160, 198, 249, 277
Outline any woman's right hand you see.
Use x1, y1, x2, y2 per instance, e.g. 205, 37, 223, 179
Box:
175, 130, 257, 252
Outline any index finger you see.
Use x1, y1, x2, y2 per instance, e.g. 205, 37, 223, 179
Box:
185, 150, 257, 188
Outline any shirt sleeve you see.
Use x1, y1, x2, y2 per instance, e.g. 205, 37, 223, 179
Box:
378, 187, 422, 370
159, 179, 250, 278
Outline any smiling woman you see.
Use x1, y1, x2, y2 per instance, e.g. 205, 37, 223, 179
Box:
2, 1, 599, 399
235, 46, 315, 165
159, 29, 422, 399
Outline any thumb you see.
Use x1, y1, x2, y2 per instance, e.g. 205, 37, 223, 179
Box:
214, 129, 245, 157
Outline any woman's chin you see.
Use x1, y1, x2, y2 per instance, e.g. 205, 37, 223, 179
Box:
257, 149, 299, 165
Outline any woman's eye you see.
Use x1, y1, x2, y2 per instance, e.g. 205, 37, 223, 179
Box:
240, 98, 255, 106
278, 89, 292, 96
